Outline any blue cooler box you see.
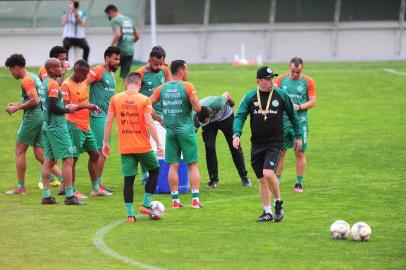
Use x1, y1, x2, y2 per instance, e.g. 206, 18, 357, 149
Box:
155, 159, 189, 194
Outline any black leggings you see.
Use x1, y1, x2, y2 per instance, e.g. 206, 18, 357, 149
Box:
123, 167, 159, 203
63, 37, 90, 61
202, 114, 248, 182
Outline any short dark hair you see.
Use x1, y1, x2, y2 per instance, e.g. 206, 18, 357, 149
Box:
150, 49, 164, 60
290, 57, 304, 67
5, 54, 26, 68
49, 46, 67, 58
74, 59, 89, 70
170, 60, 186, 75
151, 45, 166, 59
104, 4, 118, 13
104, 46, 120, 58
126, 72, 142, 85
196, 106, 211, 123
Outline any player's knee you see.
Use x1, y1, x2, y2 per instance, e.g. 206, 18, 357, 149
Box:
42, 171, 51, 180
63, 157, 74, 167
170, 163, 180, 170
15, 145, 27, 157
263, 169, 276, 180
89, 151, 99, 161
149, 167, 159, 178
295, 151, 305, 159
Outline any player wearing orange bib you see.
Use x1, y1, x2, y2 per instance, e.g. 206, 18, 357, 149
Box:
103, 72, 164, 222
62, 60, 111, 198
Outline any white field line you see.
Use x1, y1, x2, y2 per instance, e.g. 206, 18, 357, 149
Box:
93, 219, 164, 270
93, 178, 405, 268
190, 68, 381, 74
383, 68, 406, 76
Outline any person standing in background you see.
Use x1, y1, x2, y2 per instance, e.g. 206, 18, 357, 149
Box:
62, 0, 90, 61
105, 4, 140, 80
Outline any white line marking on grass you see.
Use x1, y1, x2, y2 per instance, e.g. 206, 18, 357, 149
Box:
383, 68, 406, 76
93, 219, 164, 270
93, 178, 405, 268
190, 68, 381, 74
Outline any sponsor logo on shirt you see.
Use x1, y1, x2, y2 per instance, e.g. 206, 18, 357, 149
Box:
296, 85, 305, 93
163, 108, 183, 114
162, 100, 183, 106
120, 111, 139, 117
272, 100, 279, 107
253, 109, 278, 115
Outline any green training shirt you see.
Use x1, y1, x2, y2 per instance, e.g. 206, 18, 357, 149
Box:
39, 77, 67, 130
153, 80, 196, 134
110, 15, 135, 56
21, 72, 43, 120
89, 65, 116, 117
137, 65, 170, 116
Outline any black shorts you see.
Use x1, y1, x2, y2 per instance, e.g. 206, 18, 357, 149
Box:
251, 144, 282, 179
120, 54, 133, 78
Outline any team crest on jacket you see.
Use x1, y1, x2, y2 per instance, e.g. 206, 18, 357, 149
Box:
272, 100, 279, 107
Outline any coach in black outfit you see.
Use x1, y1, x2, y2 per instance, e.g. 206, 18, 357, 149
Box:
194, 92, 252, 188
232, 66, 303, 222
61, 0, 90, 61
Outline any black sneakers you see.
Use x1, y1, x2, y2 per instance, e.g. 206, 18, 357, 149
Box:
64, 196, 86, 205
242, 178, 252, 187
274, 200, 284, 222
41, 196, 57, 205
256, 211, 273, 222
206, 180, 218, 189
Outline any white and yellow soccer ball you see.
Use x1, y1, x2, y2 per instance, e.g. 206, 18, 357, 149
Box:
150, 201, 165, 219
351, 222, 372, 241
330, 220, 351, 240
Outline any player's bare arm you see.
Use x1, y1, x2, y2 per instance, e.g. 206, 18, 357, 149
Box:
144, 112, 164, 157
102, 112, 115, 157
151, 110, 164, 126
190, 94, 201, 112
111, 27, 121, 46
222, 91, 235, 107
133, 29, 140, 42
297, 95, 316, 111
5, 91, 40, 115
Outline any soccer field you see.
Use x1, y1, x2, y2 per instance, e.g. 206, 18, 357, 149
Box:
0, 62, 405, 270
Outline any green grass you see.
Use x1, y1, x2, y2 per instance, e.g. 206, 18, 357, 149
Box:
0, 62, 405, 270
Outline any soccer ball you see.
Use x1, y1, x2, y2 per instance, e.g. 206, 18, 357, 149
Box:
330, 220, 351, 240
351, 222, 372, 241
150, 201, 165, 219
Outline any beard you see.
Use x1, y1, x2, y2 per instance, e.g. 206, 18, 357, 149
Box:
109, 64, 119, 72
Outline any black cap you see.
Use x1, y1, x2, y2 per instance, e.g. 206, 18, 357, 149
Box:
256, 66, 278, 79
